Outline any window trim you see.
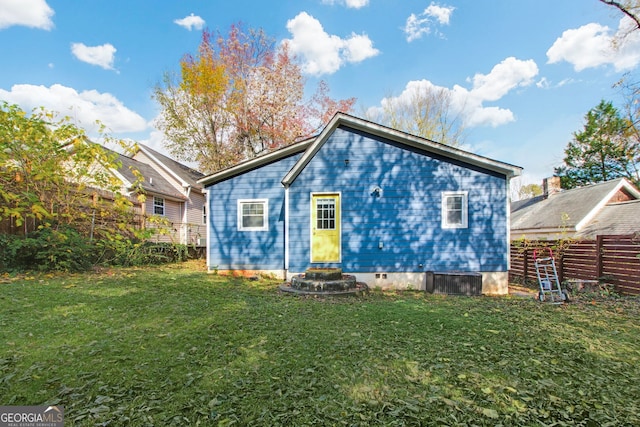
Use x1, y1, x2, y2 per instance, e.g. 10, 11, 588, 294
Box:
237, 199, 269, 231
441, 191, 468, 229
202, 204, 207, 225
153, 196, 165, 216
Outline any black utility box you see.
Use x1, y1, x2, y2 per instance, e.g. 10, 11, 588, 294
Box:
425, 271, 483, 296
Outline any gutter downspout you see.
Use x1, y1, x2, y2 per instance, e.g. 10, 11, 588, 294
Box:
506, 177, 512, 271
182, 186, 191, 245
205, 188, 210, 269
284, 185, 290, 278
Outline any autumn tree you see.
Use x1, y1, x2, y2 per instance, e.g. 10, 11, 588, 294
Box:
364, 84, 466, 146
154, 24, 355, 174
595, 0, 640, 188
0, 102, 136, 236
555, 100, 640, 188
516, 183, 543, 200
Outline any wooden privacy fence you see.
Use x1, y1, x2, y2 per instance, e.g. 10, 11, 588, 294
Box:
510, 234, 640, 295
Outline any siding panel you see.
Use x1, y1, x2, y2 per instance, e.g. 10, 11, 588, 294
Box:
207, 154, 302, 270
144, 197, 182, 243
287, 126, 508, 273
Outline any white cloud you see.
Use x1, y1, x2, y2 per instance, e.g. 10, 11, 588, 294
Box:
466, 57, 538, 102
284, 12, 379, 76
0, 84, 148, 134
459, 57, 538, 127
369, 57, 539, 129
0, 0, 54, 30
321, 0, 369, 9
536, 77, 549, 89
404, 2, 455, 42
71, 43, 117, 70
536, 76, 577, 89
425, 2, 454, 25
557, 78, 577, 87
174, 13, 205, 31
342, 33, 378, 62
547, 17, 640, 72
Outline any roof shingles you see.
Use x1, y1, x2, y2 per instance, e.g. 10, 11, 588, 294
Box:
511, 178, 640, 238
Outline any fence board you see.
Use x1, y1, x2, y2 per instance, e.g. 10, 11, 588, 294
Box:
510, 234, 640, 295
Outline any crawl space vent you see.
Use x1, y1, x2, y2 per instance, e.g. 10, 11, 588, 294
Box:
426, 271, 482, 296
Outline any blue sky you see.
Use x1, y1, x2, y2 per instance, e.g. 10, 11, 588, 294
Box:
1, 0, 639, 191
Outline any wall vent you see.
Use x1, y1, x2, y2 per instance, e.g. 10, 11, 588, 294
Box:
426, 271, 482, 296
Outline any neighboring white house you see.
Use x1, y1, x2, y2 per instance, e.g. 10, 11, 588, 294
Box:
131, 144, 207, 246
52, 139, 206, 246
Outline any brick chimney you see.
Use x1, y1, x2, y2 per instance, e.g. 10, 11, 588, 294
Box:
542, 176, 561, 199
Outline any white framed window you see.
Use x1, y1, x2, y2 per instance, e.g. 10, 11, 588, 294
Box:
441, 191, 468, 229
238, 199, 268, 231
153, 196, 165, 216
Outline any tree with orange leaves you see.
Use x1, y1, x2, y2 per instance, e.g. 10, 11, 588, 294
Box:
154, 23, 355, 174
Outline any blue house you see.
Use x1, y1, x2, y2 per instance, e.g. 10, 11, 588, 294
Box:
198, 114, 522, 294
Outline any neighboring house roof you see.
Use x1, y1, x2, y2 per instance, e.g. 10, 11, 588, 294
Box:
576, 200, 640, 238
199, 113, 522, 186
511, 178, 640, 238
113, 151, 187, 201
65, 140, 189, 202
136, 143, 205, 190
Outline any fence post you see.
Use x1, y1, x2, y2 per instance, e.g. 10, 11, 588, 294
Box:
556, 253, 564, 284
523, 249, 528, 282
596, 235, 604, 280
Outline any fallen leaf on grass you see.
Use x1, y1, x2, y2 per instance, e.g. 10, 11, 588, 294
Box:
481, 407, 499, 418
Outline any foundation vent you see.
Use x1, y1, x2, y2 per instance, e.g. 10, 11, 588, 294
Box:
426, 271, 482, 296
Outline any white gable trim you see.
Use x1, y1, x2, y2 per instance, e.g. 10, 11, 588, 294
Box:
576, 178, 640, 231
108, 167, 134, 194
198, 138, 313, 187
137, 145, 190, 188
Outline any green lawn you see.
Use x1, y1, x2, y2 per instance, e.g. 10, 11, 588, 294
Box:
1, 261, 639, 426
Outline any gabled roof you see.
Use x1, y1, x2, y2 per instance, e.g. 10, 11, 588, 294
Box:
198, 136, 316, 186
282, 113, 522, 185
112, 150, 187, 201
199, 113, 521, 187
576, 200, 640, 238
64, 139, 187, 201
136, 143, 205, 189
511, 178, 640, 235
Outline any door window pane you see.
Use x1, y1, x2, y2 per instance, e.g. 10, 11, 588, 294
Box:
316, 198, 335, 230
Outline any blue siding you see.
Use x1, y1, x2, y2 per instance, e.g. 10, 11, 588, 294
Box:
287, 126, 509, 273
205, 125, 510, 275
207, 154, 301, 270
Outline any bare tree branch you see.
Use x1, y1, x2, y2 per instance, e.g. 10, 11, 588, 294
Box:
599, 0, 640, 30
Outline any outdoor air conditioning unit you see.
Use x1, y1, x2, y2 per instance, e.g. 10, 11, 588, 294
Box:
196, 238, 207, 247
426, 271, 482, 296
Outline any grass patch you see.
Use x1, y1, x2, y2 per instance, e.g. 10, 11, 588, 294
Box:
1, 261, 639, 426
